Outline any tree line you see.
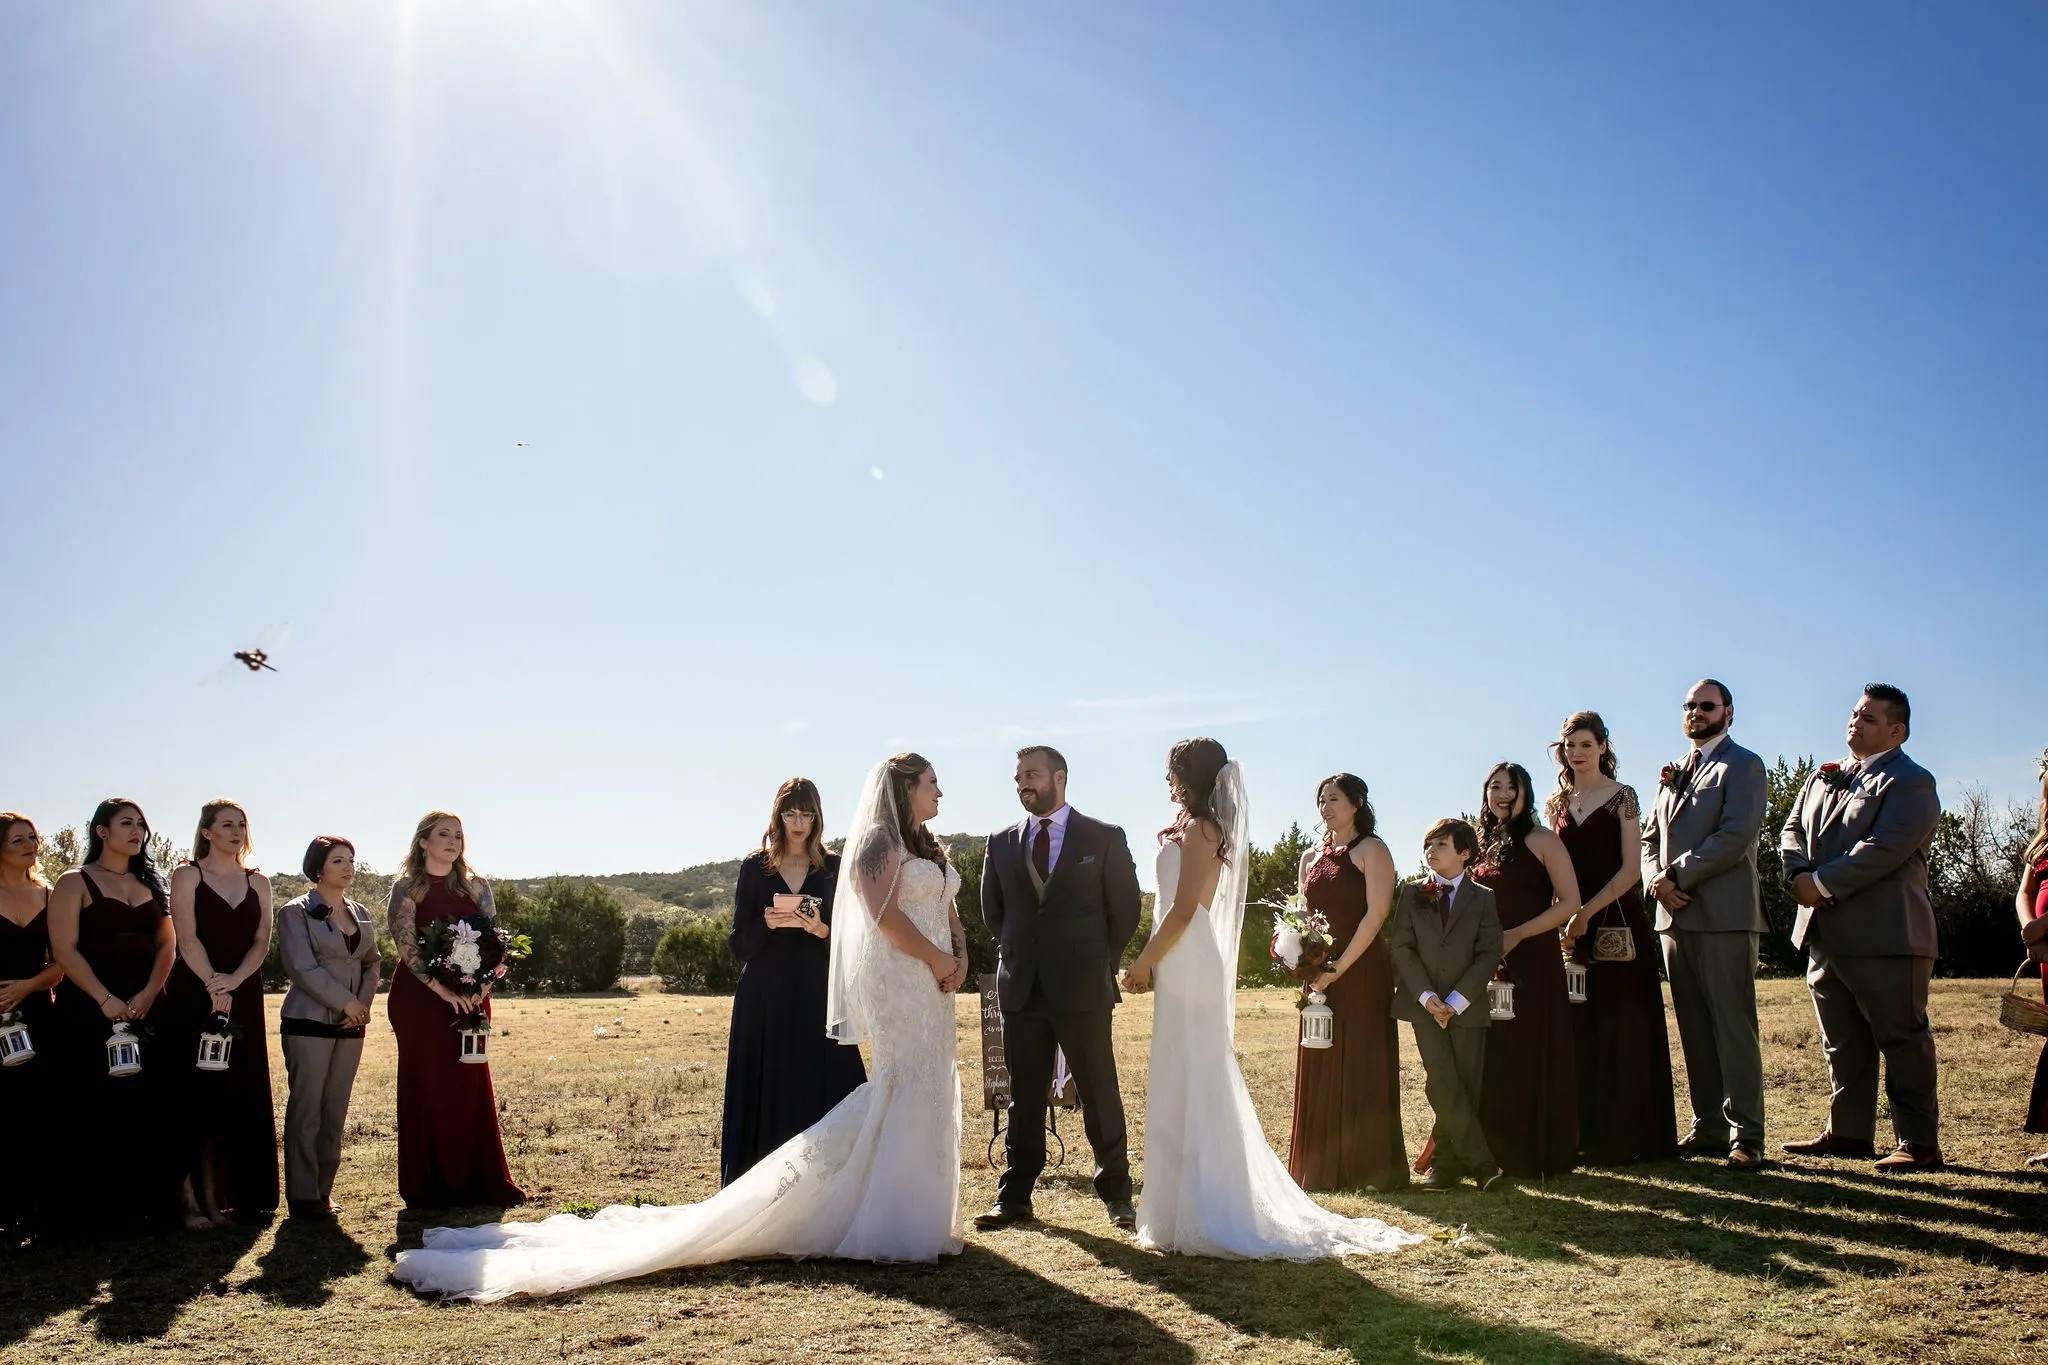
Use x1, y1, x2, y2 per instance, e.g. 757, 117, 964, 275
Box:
29, 758, 2035, 996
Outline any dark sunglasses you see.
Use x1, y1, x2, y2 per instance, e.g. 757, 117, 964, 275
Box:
1682, 701, 1722, 713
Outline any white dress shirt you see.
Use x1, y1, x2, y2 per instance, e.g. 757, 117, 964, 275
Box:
1026, 804, 1072, 873
1419, 873, 1474, 1015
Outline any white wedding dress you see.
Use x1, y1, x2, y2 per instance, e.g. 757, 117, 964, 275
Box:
392, 856, 965, 1301
1137, 798, 1421, 1261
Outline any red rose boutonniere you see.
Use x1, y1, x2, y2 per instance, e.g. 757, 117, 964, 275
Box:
1417, 880, 1445, 904
1659, 762, 1684, 792
1818, 762, 1853, 791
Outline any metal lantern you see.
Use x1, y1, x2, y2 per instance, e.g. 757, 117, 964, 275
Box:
105, 1021, 143, 1077
1487, 978, 1516, 1021
1300, 990, 1335, 1048
1564, 960, 1589, 1005
458, 1023, 490, 1065
0, 1012, 33, 1067
195, 1013, 234, 1072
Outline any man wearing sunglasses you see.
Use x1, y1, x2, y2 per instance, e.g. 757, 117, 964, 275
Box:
1641, 678, 1770, 1169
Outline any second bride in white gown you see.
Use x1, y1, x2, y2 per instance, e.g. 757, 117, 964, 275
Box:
393, 754, 969, 1301
1119, 738, 1421, 1261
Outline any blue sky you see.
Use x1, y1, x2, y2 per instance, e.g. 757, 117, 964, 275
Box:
3, 2, 2042, 885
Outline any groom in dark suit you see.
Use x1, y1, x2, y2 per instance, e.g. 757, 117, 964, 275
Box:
976, 745, 1143, 1231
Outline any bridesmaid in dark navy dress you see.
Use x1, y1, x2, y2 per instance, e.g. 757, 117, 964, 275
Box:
1548, 714, 1677, 1164
0, 814, 64, 1243
46, 799, 182, 1232
166, 799, 279, 1226
1285, 774, 1406, 1192
720, 778, 866, 1186
1472, 763, 1583, 1179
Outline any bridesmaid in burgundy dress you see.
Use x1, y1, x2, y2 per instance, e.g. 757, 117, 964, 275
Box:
0, 814, 64, 1243
46, 799, 181, 1231
1286, 773, 1407, 1191
2018, 764, 2048, 1166
387, 810, 524, 1210
167, 800, 280, 1227
1472, 763, 1583, 1178
1548, 714, 1677, 1164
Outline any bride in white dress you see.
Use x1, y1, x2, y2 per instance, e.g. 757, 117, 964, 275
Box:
393, 754, 969, 1301
1118, 738, 1421, 1261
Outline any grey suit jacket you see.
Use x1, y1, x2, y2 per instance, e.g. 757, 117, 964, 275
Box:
278, 889, 381, 1024
1780, 749, 1940, 958
1640, 736, 1769, 934
1386, 880, 1502, 1030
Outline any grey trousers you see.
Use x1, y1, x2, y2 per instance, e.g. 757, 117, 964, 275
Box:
1660, 929, 1765, 1145
1411, 1021, 1492, 1174
282, 1034, 364, 1205
1804, 945, 1940, 1148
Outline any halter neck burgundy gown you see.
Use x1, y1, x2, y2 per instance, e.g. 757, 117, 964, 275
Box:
388, 881, 524, 1209
1285, 839, 1407, 1191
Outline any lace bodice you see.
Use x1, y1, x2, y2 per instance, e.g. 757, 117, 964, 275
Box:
894, 858, 958, 944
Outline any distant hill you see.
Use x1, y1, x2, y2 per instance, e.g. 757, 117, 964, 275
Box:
522, 833, 991, 915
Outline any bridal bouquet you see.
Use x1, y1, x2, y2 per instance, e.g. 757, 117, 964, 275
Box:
419, 913, 531, 998
1265, 893, 1333, 1006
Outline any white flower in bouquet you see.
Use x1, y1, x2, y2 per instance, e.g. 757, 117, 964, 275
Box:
449, 919, 485, 975
1273, 919, 1306, 970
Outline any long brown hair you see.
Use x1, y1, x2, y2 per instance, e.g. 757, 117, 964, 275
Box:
1159, 737, 1231, 864
402, 809, 478, 902
1478, 762, 1538, 870
760, 778, 827, 874
2025, 751, 2048, 869
1545, 711, 1619, 825
883, 753, 947, 871
0, 813, 48, 888
193, 798, 252, 866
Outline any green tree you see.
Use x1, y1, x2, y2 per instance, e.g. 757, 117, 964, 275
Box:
623, 912, 670, 976
513, 878, 627, 992
1754, 756, 1815, 976
948, 841, 997, 986
37, 826, 80, 885
652, 917, 741, 993
1240, 822, 1313, 987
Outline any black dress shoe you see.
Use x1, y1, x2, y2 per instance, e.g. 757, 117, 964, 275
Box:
972, 1203, 1035, 1230
1475, 1167, 1507, 1193
1674, 1132, 1711, 1159
1782, 1132, 1877, 1160
1417, 1167, 1465, 1192
1105, 1199, 1137, 1230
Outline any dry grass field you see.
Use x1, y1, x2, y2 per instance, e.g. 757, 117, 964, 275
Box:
5, 978, 2045, 1364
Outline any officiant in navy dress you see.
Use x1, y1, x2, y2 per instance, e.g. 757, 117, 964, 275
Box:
720, 779, 866, 1186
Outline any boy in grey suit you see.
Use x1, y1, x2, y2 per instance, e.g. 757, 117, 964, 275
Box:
1387, 819, 1505, 1192
1779, 684, 1944, 1172
1641, 678, 1771, 1168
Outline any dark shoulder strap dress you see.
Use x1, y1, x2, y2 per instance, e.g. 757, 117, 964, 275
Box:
1472, 841, 1580, 1177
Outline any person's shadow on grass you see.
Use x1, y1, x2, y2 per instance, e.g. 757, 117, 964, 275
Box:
244, 1216, 372, 1309
1047, 1224, 1649, 1363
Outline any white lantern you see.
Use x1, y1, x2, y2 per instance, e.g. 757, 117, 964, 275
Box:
195, 1013, 234, 1072
1487, 978, 1516, 1021
1564, 961, 1589, 1005
458, 1023, 490, 1065
0, 1012, 34, 1067
106, 1021, 143, 1077
1300, 990, 1335, 1049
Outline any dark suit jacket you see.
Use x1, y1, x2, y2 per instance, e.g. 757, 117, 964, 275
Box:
1780, 748, 1940, 958
1385, 879, 1502, 1030
981, 810, 1142, 1014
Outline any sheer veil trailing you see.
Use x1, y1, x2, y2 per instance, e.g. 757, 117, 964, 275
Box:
825, 759, 902, 1046
1207, 759, 1249, 1039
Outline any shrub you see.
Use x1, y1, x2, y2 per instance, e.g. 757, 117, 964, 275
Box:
653, 916, 741, 993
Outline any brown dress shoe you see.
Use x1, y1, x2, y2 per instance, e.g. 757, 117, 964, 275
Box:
1781, 1132, 1877, 1160
1873, 1142, 1943, 1174
1726, 1142, 1765, 1171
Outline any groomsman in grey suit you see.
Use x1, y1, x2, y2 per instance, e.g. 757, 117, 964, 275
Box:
1779, 684, 1944, 1172
1641, 678, 1771, 1168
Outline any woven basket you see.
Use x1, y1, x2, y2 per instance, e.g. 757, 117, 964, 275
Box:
1998, 962, 2048, 1038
